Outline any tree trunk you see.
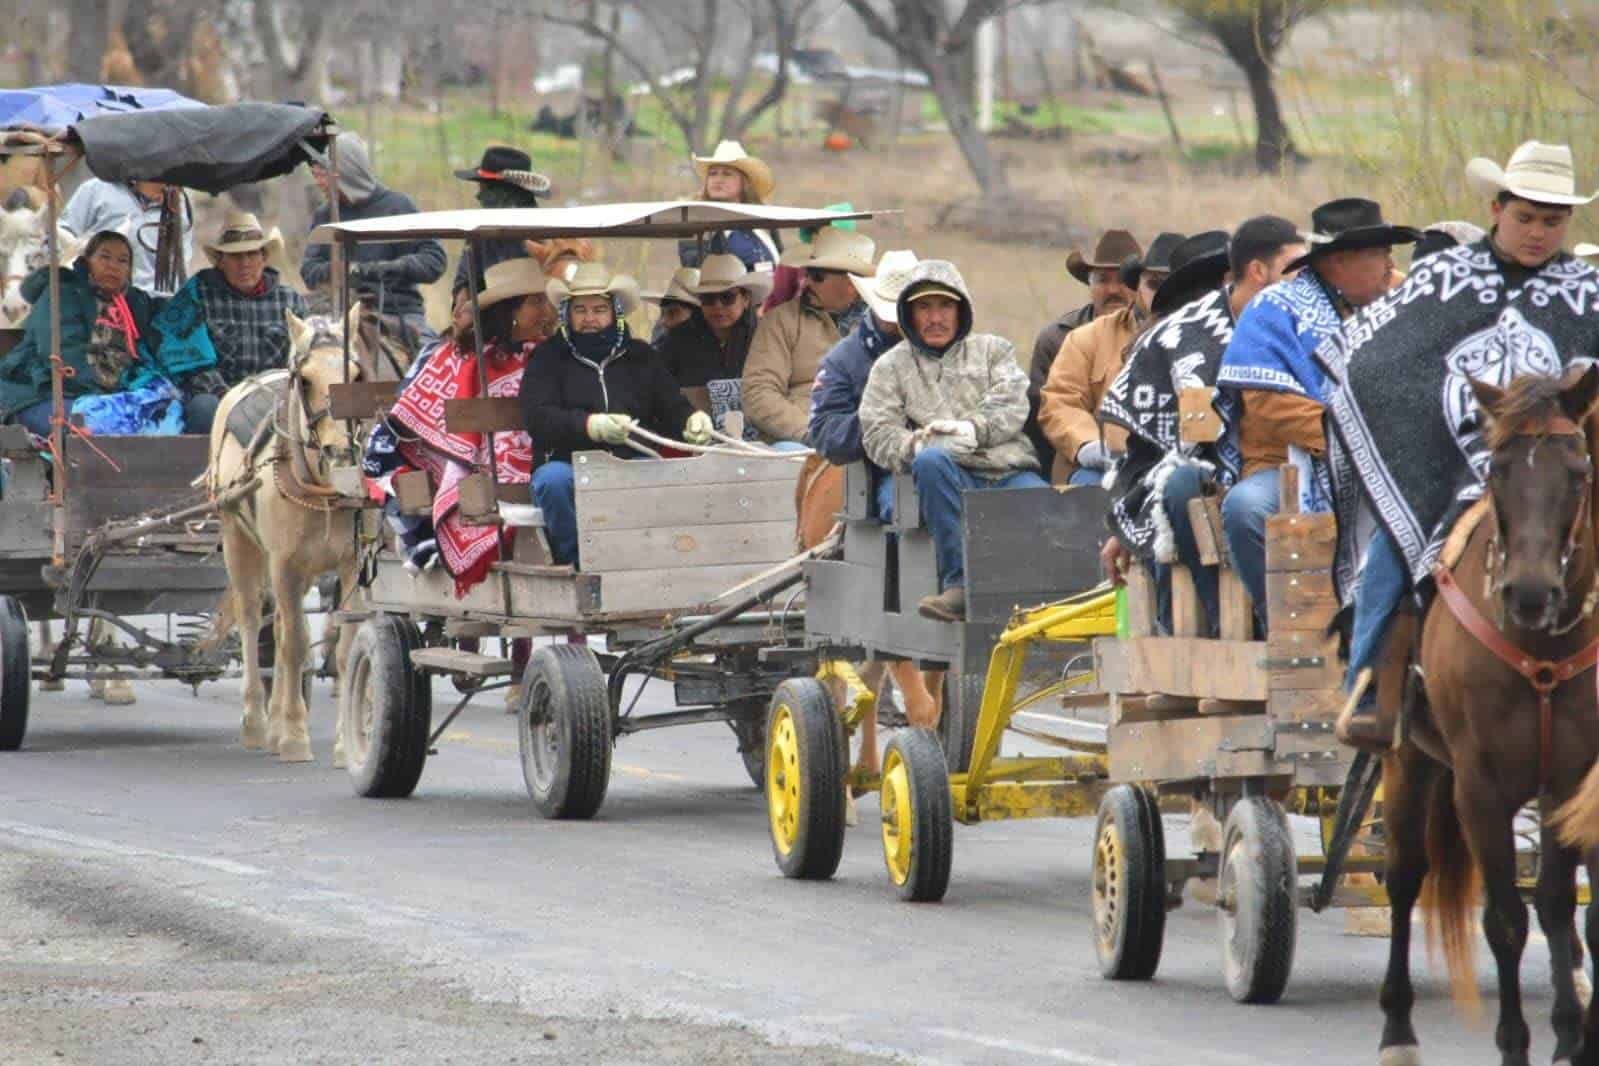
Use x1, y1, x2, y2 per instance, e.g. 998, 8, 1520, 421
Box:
66, 0, 111, 82
1239, 50, 1299, 172
919, 39, 1010, 200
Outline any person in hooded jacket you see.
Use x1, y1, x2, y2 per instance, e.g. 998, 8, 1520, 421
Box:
521, 262, 712, 566
299, 132, 446, 349
858, 259, 1045, 622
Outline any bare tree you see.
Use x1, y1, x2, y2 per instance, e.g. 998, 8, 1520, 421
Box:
248, 0, 338, 102
65, 0, 115, 82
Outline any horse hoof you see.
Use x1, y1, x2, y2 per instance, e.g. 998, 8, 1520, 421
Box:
37, 679, 63, 692
102, 681, 136, 706
277, 740, 314, 763
1378, 1045, 1421, 1066
1575, 967, 1592, 1009
332, 751, 347, 770
87, 680, 105, 701
241, 730, 267, 751
844, 789, 859, 828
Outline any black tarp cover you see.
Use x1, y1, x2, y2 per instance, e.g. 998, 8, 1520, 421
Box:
71, 102, 330, 193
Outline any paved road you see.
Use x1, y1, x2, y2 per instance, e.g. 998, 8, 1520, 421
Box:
0, 670, 1567, 1065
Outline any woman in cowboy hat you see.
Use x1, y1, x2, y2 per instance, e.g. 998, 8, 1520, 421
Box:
300, 132, 445, 349
521, 262, 711, 567
677, 140, 782, 274
643, 266, 700, 339
451, 145, 555, 296
655, 254, 771, 388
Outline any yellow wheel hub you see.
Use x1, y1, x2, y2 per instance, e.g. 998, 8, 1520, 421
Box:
767, 705, 801, 857
880, 749, 914, 886
1093, 819, 1122, 956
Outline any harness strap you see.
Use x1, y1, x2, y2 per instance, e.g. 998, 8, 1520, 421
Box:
1432, 564, 1599, 789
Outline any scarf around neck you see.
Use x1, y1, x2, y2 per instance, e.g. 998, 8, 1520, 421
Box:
559, 295, 628, 364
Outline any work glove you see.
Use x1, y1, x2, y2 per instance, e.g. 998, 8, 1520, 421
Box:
1075, 440, 1110, 471
586, 412, 638, 445
684, 410, 714, 445
924, 419, 978, 458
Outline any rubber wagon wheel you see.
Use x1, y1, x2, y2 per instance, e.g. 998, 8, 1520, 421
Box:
729, 697, 767, 789
765, 678, 846, 880
937, 672, 978, 774
880, 728, 953, 902
0, 595, 29, 751
1219, 796, 1299, 1004
341, 614, 432, 798
1091, 784, 1167, 980
519, 644, 612, 820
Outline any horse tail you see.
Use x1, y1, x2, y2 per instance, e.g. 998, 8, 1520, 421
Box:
1419, 767, 1482, 1014
1552, 759, 1599, 851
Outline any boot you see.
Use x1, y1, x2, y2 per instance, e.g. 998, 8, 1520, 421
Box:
1334, 669, 1392, 751
917, 585, 966, 622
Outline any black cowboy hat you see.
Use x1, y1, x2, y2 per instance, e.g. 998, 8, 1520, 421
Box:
1151, 230, 1232, 316
1284, 198, 1421, 274
454, 145, 552, 196
1119, 231, 1185, 290
1066, 229, 1142, 284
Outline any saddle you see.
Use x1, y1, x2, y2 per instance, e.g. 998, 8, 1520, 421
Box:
223, 370, 288, 462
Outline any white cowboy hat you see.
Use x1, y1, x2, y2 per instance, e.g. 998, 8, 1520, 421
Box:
850, 249, 919, 322
546, 261, 640, 315
1466, 140, 1597, 207
692, 140, 775, 203
1575, 242, 1599, 258
204, 210, 285, 265
690, 253, 773, 302
642, 267, 701, 308
779, 226, 876, 276
477, 257, 547, 310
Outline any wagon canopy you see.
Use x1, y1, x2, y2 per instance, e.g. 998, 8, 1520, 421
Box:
309, 201, 877, 244
0, 83, 203, 130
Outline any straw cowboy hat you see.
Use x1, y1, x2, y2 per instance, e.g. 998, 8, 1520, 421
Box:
851, 249, 919, 322
692, 140, 775, 203
779, 226, 876, 276
1066, 229, 1142, 285
1151, 230, 1231, 316
455, 145, 552, 197
1467, 140, 1596, 207
643, 267, 701, 308
691, 254, 773, 302
546, 261, 640, 315
476, 257, 547, 310
204, 210, 284, 265
1284, 198, 1421, 274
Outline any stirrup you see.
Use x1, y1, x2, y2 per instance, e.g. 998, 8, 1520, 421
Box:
1334, 668, 1395, 751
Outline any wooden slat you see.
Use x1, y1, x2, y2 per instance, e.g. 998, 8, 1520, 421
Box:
367, 558, 508, 615
1218, 570, 1254, 641
64, 435, 210, 535
408, 648, 514, 676
571, 449, 796, 490
1265, 512, 1336, 572
577, 480, 796, 532
1123, 563, 1157, 638
596, 561, 795, 615
1269, 687, 1342, 724
1265, 629, 1342, 691
445, 397, 523, 433
1170, 567, 1204, 637
328, 380, 398, 420
1111, 636, 1269, 701
963, 484, 1107, 623
579, 520, 795, 572
1108, 713, 1274, 783
1177, 387, 1222, 444
1188, 495, 1225, 567
1266, 569, 1338, 632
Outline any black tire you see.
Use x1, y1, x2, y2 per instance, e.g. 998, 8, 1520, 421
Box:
880, 728, 953, 902
730, 701, 766, 788
1219, 796, 1299, 1004
1092, 784, 1168, 980
341, 614, 432, 799
0, 596, 30, 751
765, 677, 847, 880
938, 671, 979, 774
519, 644, 612, 820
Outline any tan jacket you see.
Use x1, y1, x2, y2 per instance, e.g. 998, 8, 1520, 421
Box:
1237, 390, 1326, 479
741, 295, 843, 443
1037, 305, 1139, 482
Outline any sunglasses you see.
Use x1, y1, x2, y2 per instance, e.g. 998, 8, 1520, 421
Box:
700, 290, 743, 307
805, 268, 842, 283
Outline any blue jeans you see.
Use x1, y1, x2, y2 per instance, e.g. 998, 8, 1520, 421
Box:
184, 393, 220, 435
912, 446, 1047, 590
1345, 526, 1409, 689
1154, 464, 1219, 634
14, 400, 51, 438
531, 461, 578, 566
1068, 467, 1104, 488
770, 440, 809, 453
874, 473, 895, 523
1222, 468, 1279, 625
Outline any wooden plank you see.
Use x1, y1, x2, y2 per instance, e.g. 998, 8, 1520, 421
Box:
394, 470, 432, 515
577, 479, 796, 532
841, 462, 872, 521
1272, 722, 1341, 761
1116, 636, 1269, 701
1093, 637, 1130, 695
1170, 567, 1204, 637
409, 648, 515, 676
497, 482, 533, 504
1177, 387, 1223, 444
1265, 629, 1343, 691
1269, 687, 1342, 724
445, 397, 523, 433
503, 567, 595, 621
963, 484, 1106, 623
1265, 512, 1335, 572
1266, 569, 1338, 632
595, 562, 799, 615
890, 472, 924, 533
1188, 494, 1225, 567
1279, 463, 1300, 516
367, 558, 508, 616
1124, 563, 1157, 638
579, 520, 795, 572
1108, 713, 1274, 783
1218, 570, 1254, 641
328, 380, 398, 420
571, 449, 796, 490
64, 435, 211, 535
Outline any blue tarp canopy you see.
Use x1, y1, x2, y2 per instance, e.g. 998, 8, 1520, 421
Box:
0, 84, 202, 131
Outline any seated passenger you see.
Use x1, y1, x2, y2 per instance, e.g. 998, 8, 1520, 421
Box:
521, 262, 710, 566
1215, 199, 1418, 620
0, 230, 194, 436
449, 145, 552, 296
743, 228, 876, 448
655, 254, 770, 436
859, 260, 1045, 622
156, 211, 310, 433
1040, 233, 1184, 487
807, 249, 918, 521
644, 267, 700, 341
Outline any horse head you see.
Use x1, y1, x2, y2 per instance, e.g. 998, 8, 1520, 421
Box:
1469, 365, 1599, 631
0, 191, 89, 326
286, 304, 363, 457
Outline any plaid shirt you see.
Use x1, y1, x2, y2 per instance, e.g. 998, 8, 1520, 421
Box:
195, 267, 309, 385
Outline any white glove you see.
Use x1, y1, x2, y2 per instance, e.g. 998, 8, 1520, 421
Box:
925, 419, 978, 457
683, 410, 714, 445
1075, 440, 1109, 471
586, 412, 638, 445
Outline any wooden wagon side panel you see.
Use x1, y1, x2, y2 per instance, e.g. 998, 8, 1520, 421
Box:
62, 436, 213, 540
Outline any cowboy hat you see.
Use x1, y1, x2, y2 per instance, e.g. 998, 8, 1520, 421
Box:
691, 254, 773, 302
204, 210, 284, 265
1066, 229, 1142, 285
692, 140, 775, 203
779, 227, 876, 276
1119, 231, 1185, 289
476, 257, 547, 311
1284, 198, 1421, 274
455, 145, 552, 197
642, 267, 701, 308
1151, 230, 1231, 316
1466, 140, 1596, 207
546, 261, 640, 315
850, 249, 919, 322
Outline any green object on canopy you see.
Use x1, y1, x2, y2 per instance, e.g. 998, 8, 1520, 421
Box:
798, 202, 857, 244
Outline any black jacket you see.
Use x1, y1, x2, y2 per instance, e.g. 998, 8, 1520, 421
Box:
300, 186, 446, 320
654, 308, 755, 387
520, 335, 696, 463
453, 236, 530, 296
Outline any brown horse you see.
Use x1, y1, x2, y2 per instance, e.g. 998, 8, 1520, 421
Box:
1377, 368, 1599, 1066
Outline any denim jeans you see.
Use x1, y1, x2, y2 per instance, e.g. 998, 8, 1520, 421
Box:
1345, 525, 1409, 689
874, 473, 895, 523
14, 400, 51, 438
1222, 468, 1280, 624
1154, 464, 1219, 634
184, 393, 220, 435
531, 461, 578, 566
769, 440, 809, 453
1067, 466, 1104, 488
911, 446, 1047, 590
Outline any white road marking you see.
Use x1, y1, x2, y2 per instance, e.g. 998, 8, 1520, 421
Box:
928, 1028, 1119, 1066
0, 820, 266, 877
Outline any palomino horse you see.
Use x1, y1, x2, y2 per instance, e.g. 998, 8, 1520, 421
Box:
1377, 369, 1599, 1066
0, 187, 76, 326
207, 309, 375, 764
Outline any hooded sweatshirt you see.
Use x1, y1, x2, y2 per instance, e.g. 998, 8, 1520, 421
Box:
858, 260, 1038, 476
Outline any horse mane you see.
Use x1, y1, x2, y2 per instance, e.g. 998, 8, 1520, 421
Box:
1482, 374, 1570, 450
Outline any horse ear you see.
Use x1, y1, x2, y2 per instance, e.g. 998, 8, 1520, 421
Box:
344, 298, 361, 343
1560, 364, 1599, 424
1468, 376, 1505, 426
285, 311, 310, 362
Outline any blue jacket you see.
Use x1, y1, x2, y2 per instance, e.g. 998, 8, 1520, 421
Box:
807, 314, 895, 467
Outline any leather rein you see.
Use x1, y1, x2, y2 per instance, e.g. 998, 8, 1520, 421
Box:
1430, 413, 1599, 789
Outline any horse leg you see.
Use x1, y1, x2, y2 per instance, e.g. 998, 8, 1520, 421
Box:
1535, 822, 1583, 1066
854, 660, 887, 778
269, 556, 313, 763
1378, 751, 1432, 1066
94, 617, 135, 705
1577, 848, 1599, 1066
224, 522, 269, 751
35, 619, 61, 691
1457, 773, 1533, 1066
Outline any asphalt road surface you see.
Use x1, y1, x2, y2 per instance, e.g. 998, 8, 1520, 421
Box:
0, 667, 1570, 1065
